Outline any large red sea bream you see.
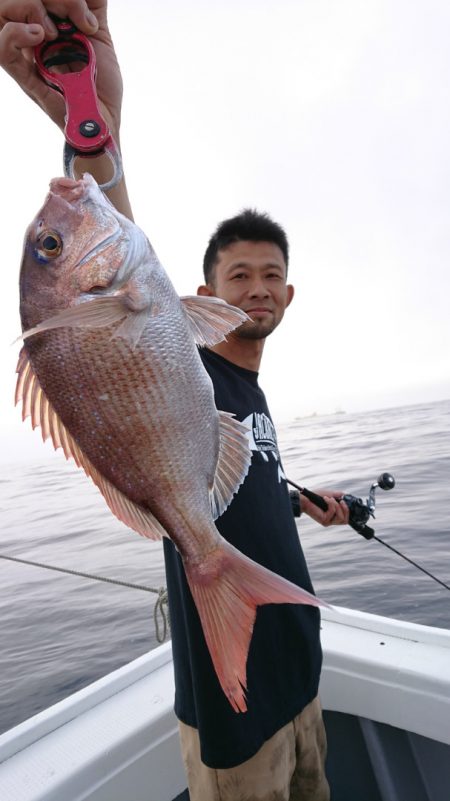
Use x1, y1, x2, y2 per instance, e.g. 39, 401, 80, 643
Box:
16, 174, 326, 711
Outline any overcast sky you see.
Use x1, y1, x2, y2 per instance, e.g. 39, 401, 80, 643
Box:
1, 0, 449, 458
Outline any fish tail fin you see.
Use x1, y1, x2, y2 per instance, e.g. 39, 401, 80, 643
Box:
184, 538, 329, 713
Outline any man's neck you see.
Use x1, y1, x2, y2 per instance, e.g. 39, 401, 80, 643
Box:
208, 334, 265, 372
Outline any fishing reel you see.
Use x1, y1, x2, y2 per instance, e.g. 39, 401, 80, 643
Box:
290, 472, 449, 591
342, 472, 395, 539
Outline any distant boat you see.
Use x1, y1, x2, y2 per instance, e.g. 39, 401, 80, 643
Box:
0, 605, 449, 801
295, 408, 346, 420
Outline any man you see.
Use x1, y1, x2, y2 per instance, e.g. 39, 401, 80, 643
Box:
164, 208, 348, 800
0, 3, 348, 798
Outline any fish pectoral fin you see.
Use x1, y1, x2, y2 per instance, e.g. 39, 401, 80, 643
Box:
19, 297, 128, 341
210, 411, 252, 519
184, 538, 329, 713
180, 296, 250, 347
112, 309, 148, 349
15, 349, 167, 542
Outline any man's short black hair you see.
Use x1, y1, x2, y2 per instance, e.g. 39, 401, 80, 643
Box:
202, 208, 289, 284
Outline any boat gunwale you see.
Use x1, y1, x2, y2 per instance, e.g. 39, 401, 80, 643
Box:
1, 606, 449, 772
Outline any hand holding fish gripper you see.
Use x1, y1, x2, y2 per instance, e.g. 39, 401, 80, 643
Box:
287, 473, 450, 592
34, 15, 122, 192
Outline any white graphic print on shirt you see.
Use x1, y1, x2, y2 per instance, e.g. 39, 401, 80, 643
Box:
242, 412, 286, 483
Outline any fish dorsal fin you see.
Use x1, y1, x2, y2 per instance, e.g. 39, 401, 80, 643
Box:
210, 411, 252, 519
15, 348, 166, 542
180, 296, 249, 347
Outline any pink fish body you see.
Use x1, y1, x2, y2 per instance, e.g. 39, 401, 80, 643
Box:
17, 175, 327, 711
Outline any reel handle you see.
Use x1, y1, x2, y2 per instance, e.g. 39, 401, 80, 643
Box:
377, 472, 395, 491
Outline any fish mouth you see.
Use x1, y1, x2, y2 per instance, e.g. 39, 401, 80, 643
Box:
50, 173, 100, 199
49, 176, 86, 201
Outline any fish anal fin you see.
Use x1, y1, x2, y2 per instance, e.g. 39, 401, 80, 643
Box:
184, 538, 329, 713
210, 411, 252, 519
15, 349, 165, 542
89, 466, 166, 541
181, 296, 249, 347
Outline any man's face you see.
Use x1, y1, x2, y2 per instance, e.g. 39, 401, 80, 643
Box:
204, 240, 294, 339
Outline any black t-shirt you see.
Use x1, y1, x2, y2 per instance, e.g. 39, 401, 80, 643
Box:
163, 348, 322, 769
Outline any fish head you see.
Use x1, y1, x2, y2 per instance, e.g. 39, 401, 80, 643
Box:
19, 174, 149, 331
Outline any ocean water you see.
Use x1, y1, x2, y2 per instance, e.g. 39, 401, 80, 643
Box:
0, 398, 449, 735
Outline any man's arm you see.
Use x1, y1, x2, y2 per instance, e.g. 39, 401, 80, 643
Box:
0, 0, 133, 218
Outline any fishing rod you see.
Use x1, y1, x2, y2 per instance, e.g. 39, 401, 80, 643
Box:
287, 472, 450, 592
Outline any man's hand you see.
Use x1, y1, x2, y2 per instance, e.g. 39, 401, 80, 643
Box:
301, 489, 349, 527
0, 1, 123, 141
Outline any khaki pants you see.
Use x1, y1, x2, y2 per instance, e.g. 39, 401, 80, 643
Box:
179, 696, 330, 801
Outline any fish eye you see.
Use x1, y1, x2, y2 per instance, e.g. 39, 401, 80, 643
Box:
35, 230, 63, 261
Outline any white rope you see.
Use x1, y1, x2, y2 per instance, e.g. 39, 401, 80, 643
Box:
0, 553, 170, 643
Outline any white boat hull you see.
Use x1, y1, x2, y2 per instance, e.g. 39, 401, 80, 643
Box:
0, 606, 449, 801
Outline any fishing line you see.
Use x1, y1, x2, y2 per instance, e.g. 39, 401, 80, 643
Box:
287, 476, 450, 593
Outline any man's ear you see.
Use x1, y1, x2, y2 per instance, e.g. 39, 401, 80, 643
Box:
197, 284, 215, 297
285, 284, 295, 308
